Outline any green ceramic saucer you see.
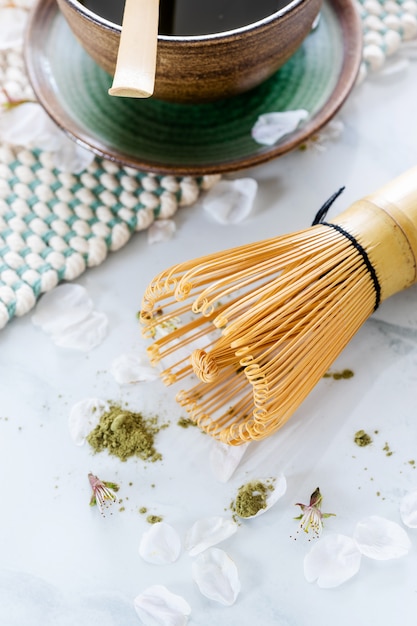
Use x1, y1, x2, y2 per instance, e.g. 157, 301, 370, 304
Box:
24, 0, 362, 176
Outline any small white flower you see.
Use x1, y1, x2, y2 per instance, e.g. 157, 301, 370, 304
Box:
88, 472, 119, 516
294, 487, 335, 538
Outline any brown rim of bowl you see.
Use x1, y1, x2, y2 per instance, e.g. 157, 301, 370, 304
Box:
66, 0, 309, 40
24, 0, 363, 176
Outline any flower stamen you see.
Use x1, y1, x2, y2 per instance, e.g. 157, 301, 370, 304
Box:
1, 87, 34, 111
293, 487, 335, 539
88, 472, 119, 516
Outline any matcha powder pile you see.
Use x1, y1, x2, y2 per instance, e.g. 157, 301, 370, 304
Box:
87, 404, 164, 462
233, 480, 273, 518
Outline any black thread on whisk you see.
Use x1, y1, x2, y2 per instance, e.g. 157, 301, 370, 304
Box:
312, 187, 346, 225
311, 187, 381, 311
321, 222, 381, 312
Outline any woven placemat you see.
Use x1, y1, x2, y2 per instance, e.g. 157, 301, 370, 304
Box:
0, 0, 416, 329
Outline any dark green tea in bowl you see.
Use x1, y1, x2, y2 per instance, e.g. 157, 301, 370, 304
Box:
58, 0, 323, 102
82, 0, 290, 35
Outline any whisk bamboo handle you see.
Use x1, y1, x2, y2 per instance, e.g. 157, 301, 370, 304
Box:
330, 166, 417, 302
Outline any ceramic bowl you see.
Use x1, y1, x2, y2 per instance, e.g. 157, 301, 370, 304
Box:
56, 0, 323, 103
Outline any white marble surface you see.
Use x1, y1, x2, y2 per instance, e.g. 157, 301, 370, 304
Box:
1, 58, 417, 626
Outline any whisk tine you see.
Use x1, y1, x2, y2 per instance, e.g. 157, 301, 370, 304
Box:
190, 233, 371, 383
142, 227, 334, 314
140, 168, 417, 444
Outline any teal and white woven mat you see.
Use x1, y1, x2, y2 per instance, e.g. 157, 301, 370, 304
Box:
0, 0, 416, 329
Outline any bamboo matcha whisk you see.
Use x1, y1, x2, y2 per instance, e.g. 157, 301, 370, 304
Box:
139, 167, 417, 445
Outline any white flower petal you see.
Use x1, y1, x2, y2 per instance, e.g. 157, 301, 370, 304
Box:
32, 284, 108, 351
50, 136, 95, 173
251, 109, 309, 146
304, 534, 362, 588
0, 103, 57, 149
110, 352, 159, 384
52, 311, 108, 351
192, 548, 241, 606
233, 476, 287, 519
134, 584, 191, 626
139, 522, 181, 565
0, 8, 28, 50
185, 516, 238, 557
306, 118, 345, 152
202, 178, 258, 224
0, 102, 94, 172
400, 489, 417, 528
68, 397, 109, 445
147, 219, 176, 244
319, 119, 345, 142
32, 284, 93, 335
353, 515, 411, 560
209, 441, 249, 482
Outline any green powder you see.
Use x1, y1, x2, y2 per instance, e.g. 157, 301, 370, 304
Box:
177, 417, 196, 429
146, 514, 163, 524
324, 369, 354, 380
334, 369, 354, 380
232, 480, 273, 518
87, 404, 163, 462
354, 429, 373, 447
383, 442, 394, 456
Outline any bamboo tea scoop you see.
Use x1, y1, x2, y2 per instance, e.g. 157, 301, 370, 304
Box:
109, 0, 159, 98
139, 167, 417, 445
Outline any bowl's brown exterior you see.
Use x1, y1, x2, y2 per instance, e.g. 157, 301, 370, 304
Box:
56, 0, 323, 103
